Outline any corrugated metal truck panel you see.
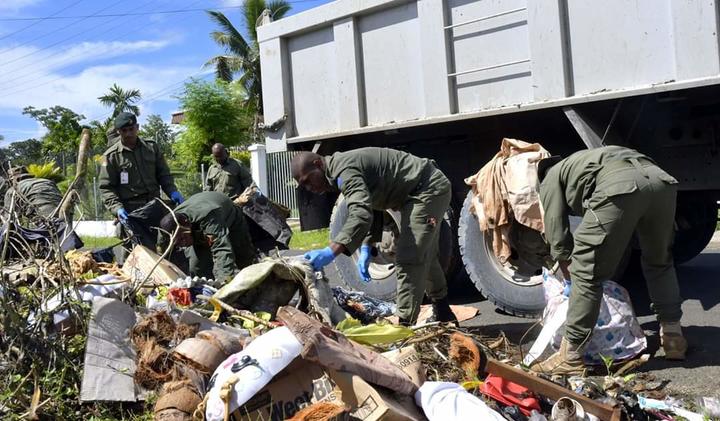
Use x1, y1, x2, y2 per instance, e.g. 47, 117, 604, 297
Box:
258, 0, 720, 152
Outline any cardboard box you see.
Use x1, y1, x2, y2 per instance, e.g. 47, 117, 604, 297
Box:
122, 245, 186, 286
382, 346, 426, 389
234, 359, 424, 421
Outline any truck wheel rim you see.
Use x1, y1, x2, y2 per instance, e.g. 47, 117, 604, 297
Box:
483, 225, 543, 287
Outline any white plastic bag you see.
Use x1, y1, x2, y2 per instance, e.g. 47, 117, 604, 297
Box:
415, 382, 506, 421
204, 326, 302, 421
525, 270, 646, 365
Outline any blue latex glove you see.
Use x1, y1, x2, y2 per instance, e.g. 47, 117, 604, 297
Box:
304, 247, 336, 271
170, 190, 185, 204
357, 245, 372, 283
117, 208, 129, 223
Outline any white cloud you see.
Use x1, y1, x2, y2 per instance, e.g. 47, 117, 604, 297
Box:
0, 0, 43, 12
0, 63, 204, 122
0, 38, 173, 88
219, 0, 245, 7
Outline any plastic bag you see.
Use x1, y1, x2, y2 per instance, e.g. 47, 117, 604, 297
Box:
204, 326, 302, 421
525, 269, 646, 365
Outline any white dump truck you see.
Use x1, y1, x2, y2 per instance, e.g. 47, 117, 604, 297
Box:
258, 0, 720, 316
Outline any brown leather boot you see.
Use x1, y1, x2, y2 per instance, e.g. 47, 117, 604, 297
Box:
660, 322, 687, 360
530, 338, 585, 376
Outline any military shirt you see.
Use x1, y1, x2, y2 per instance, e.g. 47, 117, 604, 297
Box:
204, 157, 255, 197
98, 137, 177, 214
539, 146, 675, 261
174, 191, 244, 281
324, 147, 430, 254
4, 177, 63, 218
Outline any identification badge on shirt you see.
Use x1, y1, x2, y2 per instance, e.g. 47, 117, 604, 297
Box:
120, 171, 129, 185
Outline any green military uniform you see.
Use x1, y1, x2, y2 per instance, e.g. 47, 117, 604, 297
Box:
205, 157, 255, 197
4, 176, 64, 219
325, 147, 451, 322
98, 137, 177, 214
540, 146, 682, 346
175, 191, 256, 282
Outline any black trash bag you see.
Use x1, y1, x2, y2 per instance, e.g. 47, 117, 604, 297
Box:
0, 218, 83, 257
242, 193, 293, 253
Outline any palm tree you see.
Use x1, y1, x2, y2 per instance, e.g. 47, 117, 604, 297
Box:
205, 0, 290, 110
98, 83, 142, 118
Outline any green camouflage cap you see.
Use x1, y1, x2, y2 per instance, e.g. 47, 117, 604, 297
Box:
114, 112, 137, 130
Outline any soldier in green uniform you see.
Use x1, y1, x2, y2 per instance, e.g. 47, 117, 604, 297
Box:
531, 146, 687, 375
159, 191, 256, 283
204, 143, 255, 197
3, 166, 67, 222
291, 147, 457, 325
98, 112, 184, 253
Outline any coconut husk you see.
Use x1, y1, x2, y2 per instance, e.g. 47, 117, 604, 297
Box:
196, 328, 243, 357
135, 339, 177, 389
66, 250, 99, 276
448, 332, 482, 378
286, 402, 348, 421
154, 408, 193, 421
172, 337, 225, 373
132, 311, 177, 349
131, 310, 197, 350
155, 380, 202, 415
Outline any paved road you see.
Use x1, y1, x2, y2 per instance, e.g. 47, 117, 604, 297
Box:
457, 237, 720, 398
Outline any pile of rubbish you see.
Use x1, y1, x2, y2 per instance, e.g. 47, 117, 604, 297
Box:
1, 220, 719, 421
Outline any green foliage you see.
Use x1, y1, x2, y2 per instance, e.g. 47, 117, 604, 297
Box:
139, 114, 175, 158
87, 119, 114, 151
289, 228, 328, 251
0, 138, 45, 168
173, 79, 254, 169
27, 162, 63, 182
230, 149, 251, 167
81, 236, 120, 249
22, 105, 84, 157
599, 353, 615, 376
205, 0, 291, 110
98, 83, 142, 119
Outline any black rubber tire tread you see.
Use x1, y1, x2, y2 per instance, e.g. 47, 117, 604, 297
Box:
673, 197, 719, 264
329, 194, 455, 301
458, 191, 545, 318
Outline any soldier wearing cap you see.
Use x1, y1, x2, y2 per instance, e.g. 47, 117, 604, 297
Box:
98, 112, 184, 253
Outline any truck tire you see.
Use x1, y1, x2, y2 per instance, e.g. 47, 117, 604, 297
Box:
329, 194, 455, 301
673, 196, 718, 264
458, 192, 546, 317
459, 191, 633, 318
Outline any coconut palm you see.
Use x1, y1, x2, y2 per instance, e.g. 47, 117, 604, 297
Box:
205, 0, 290, 110
98, 83, 142, 118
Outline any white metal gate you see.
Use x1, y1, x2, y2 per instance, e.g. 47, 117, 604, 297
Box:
266, 151, 299, 218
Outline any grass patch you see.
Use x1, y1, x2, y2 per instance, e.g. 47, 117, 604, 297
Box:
289, 228, 329, 251
81, 236, 120, 249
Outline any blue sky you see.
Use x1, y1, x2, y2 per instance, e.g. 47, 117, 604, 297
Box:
0, 0, 330, 146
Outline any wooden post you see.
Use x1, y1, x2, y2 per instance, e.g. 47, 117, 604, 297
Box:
56, 128, 91, 221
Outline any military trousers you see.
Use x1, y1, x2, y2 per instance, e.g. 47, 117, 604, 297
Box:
565, 159, 683, 346
186, 214, 256, 283
395, 166, 452, 323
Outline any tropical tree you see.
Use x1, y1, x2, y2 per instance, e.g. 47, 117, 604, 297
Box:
22, 106, 85, 173
98, 83, 142, 118
139, 114, 175, 157
173, 79, 254, 169
205, 0, 290, 110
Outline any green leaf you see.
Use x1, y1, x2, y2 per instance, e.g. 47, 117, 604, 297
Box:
336, 318, 414, 346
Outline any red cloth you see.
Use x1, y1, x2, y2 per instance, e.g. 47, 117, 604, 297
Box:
168, 288, 192, 306
480, 374, 541, 416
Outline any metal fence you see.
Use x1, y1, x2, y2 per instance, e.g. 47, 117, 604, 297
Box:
266, 151, 299, 218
